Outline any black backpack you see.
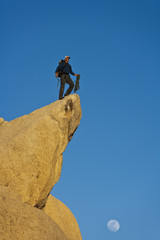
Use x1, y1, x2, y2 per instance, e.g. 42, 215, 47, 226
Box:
57, 60, 66, 77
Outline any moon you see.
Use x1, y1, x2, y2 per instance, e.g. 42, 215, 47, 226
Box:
107, 219, 120, 232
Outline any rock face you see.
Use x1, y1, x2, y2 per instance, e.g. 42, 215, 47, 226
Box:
0, 186, 67, 240
0, 94, 82, 239
0, 118, 5, 126
0, 94, 82, 208
44, 195, 82, 240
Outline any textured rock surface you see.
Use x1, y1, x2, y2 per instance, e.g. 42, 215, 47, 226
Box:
44, 195, 82, 240
0, 118, 5, 126
0, 94, 82, 208
0, 186, 67, 240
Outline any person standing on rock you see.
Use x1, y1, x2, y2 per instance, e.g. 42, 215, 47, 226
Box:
55, 56, 79, 100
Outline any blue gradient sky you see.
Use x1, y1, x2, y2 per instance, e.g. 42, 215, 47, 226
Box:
1, 0, 160, 239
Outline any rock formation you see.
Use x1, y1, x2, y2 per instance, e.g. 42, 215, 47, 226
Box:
44, 195, 82, 240
0, 118, 5, 126
0, 94, 82, 240
0, 187, 67, 240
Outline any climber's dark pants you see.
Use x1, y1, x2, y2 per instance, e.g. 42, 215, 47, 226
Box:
59, 74, 74, 100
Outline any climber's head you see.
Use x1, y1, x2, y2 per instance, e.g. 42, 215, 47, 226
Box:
65, 56, 70, 63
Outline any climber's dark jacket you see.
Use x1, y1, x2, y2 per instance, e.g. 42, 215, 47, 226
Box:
55, 62, 75, 75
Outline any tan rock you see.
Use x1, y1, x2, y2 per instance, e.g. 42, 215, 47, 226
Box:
0, 118, 4, 126
0, 186, 67, 240
44, 195, 82, 240
0, 94, 82, 208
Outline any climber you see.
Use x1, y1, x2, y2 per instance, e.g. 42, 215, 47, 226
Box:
55, 56, 79, 100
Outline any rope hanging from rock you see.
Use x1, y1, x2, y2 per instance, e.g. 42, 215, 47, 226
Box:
74, 74, 80, 93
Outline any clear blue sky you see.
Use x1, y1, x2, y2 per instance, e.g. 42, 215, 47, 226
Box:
1, 0, 160, 239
